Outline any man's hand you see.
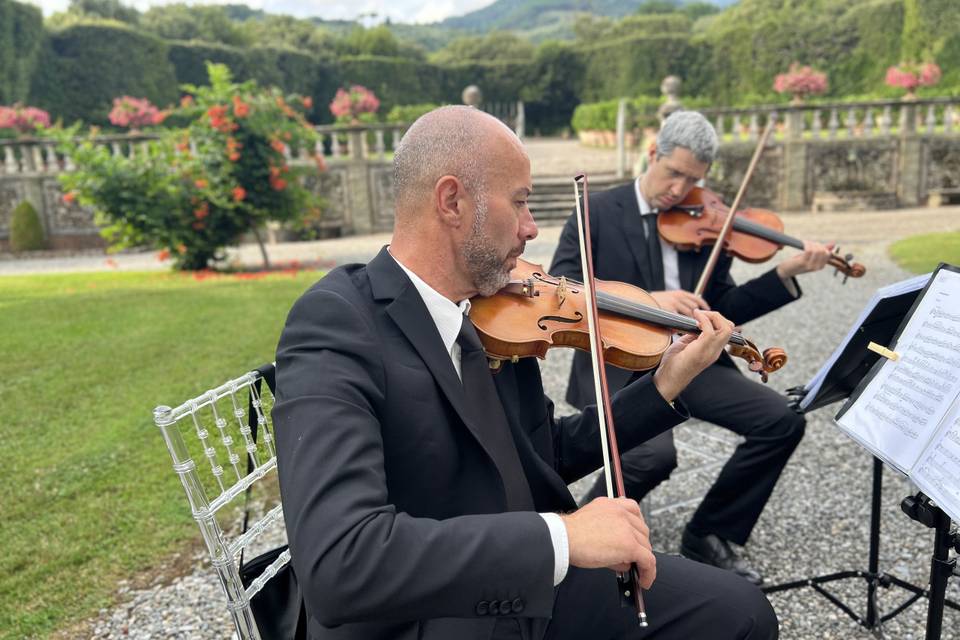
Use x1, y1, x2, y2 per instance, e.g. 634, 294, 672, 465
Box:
776, 240, 835, 280
653, 309, 734, 401
561, 497, 657, 589
649, 290, 710, 317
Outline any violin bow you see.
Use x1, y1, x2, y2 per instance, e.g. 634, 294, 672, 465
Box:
573, 173, 648, 627
692, 118, 775, 298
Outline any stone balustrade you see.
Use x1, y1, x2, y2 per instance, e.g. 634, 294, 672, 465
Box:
700, 97, 960, 141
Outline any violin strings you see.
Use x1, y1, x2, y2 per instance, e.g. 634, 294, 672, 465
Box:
540, 275, 747, 346
594, 291, 748, 347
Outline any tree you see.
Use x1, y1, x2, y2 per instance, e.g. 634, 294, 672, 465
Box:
429, 32, 535, 65
140, 3, 251, 47
66, 0, 139, 24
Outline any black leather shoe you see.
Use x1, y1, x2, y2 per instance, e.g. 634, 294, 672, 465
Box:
680, 528, 764, 586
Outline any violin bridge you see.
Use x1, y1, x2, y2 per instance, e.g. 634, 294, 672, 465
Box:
557, 276, 568, 307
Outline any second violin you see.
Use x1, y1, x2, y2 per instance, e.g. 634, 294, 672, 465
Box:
657, 186, 866, 282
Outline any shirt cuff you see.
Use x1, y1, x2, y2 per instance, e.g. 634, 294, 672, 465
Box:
539, 512, 569, 586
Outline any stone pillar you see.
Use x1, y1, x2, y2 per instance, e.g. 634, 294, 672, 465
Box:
898, 103, 923, 206
343, 166, 374, 235
780, 107, 808, 211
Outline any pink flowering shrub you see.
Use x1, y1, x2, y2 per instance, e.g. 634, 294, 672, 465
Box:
329, 85, 380, 122
0, 104, 52, 133
773, 63, 828, 100
108, 96, 167, 129
885, 62, 942, 93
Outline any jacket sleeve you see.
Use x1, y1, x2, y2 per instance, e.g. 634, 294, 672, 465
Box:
273, 287, 555, 627
705, 258, 801, 326
549, 372, 687, 484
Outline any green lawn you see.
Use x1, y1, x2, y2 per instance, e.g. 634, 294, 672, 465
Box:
0, 269, 321, 639
888, 231, 960, 274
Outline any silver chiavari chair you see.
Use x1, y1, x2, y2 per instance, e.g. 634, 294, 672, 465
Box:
153, 364, 286, 640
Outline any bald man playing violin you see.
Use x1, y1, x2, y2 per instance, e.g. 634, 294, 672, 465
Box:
273, 105, 778, 640
551, 110, 834, 587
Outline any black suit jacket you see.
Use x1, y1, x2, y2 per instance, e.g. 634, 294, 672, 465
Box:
549, 183, 800, 408
273, 246, 685, 640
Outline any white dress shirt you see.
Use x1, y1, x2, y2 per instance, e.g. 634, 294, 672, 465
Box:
389, 250, 570, 586
634, 178, 681, 291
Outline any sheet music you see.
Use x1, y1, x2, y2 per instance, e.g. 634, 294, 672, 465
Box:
799, 273, 931, 411
835, 268, 960, 474
913, 398, 960, 523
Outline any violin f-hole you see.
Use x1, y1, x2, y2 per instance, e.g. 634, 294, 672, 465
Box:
537, 312, 583, 331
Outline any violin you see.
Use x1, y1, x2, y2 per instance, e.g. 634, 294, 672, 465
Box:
470, 257, 787, 383
657, 186, 866, 282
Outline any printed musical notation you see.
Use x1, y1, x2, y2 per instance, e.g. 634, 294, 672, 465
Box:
914, 412, 960, 516
836, 268, 960, 477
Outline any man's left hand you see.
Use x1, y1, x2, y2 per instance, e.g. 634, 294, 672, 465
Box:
776, 240, 835, 280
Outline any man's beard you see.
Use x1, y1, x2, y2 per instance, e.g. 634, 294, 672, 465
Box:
462, 196, 515, 297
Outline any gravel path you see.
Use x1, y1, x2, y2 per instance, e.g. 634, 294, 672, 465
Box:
48, 206, 960, 639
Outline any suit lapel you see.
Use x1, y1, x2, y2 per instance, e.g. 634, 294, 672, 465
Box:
368, 248, 521, 503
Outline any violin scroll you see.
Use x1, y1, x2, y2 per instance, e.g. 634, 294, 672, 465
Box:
726, 339, 787, 384
830, 248, 866, 283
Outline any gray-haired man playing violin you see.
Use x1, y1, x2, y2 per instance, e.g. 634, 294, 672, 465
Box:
552, 110, 834, 586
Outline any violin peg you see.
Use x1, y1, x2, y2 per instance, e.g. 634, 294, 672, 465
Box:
845, 253, 854, 262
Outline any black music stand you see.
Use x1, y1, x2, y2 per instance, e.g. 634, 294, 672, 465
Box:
771, 278, 960, 635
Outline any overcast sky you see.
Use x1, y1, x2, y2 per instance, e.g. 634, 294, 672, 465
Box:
28, 0, 496, 24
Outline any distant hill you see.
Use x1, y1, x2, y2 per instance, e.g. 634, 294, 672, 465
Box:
441, 0, 737, 33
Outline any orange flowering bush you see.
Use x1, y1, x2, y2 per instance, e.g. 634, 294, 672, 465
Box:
57, 63, 322, 270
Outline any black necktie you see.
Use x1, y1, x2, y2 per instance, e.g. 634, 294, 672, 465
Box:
457, 315, 535, 511
644, 213, 666, 291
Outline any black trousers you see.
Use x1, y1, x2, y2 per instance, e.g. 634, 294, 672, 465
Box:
493, 553, 778, 640
585, 361, 805, 545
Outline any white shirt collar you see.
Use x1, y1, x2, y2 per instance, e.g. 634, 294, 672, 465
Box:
389, 249, 471, 357
633, 177, 656, 216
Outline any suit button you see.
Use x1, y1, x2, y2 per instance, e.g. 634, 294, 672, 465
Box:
476, 600, 489, 616
499, 600, 513, 615
512, 598, 524, 613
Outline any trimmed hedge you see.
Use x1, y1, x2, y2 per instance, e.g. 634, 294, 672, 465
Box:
30, 21, 178, 125
577, 34, 703, 103
0, 0, 43, 105
9, 200, 45, 251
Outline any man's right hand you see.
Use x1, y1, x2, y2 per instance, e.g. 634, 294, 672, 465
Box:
652, 309, 733, 401
561, 497, 657, 589
649, 290, 710, 317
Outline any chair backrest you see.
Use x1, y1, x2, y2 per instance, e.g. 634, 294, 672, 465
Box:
153, 363, 285, 640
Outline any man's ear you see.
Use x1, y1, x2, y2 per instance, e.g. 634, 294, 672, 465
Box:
647, 144, 658, 165
435, 174, 466, 228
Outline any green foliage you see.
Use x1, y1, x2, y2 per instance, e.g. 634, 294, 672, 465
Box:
338, 25, 424, 60
140, 3, 251, 47
9, 200, 46, 251
524, 40, 584, 133
29, 21, 178, 126
385, 103, 439, 124
237, 15, 337, 58
338, 55, 442, 116
57, 63, 322, 270
577, 33, 701, 102
830, 0, 903, 97
0, 0, 44, 105
430, 32, 535, 65
64, 0, 140, 24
